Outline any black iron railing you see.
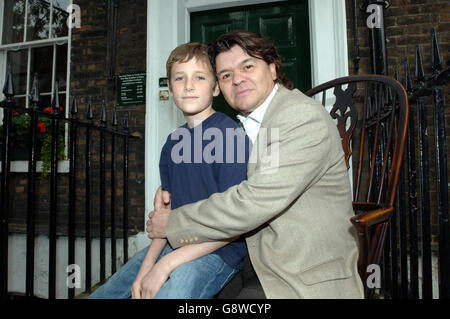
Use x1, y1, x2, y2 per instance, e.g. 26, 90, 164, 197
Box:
353, 0, 449, 299
380, 29, 449, 299
0, 67, 138, 299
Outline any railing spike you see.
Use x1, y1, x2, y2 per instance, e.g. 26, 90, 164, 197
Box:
404, 57, 413, 94
415, 45, 425, 87
30, 73, 40, 106
123, 111, 129, 130
431, 28, 443, 76
386, 83, 393, 106
366, 94, 373, 119
394, 65, 400, 82
87, 96, 93, 120
2, 64, 14, 100
71, 95, 78, 116
52, 81, 60, 114
100, 100, 107, 125
112, 106, 118, 127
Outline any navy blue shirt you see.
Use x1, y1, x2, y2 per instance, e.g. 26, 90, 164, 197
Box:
159, 112, 251, 269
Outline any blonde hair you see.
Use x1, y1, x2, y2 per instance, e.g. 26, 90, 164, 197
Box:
166, 42, 214, 84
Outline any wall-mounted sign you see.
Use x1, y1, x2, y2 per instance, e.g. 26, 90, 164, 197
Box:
159, 90, 169, 100
117, 72, 146, 106
159, 77, 168, 87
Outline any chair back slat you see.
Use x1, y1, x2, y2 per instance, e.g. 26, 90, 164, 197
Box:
354, 83, 369, 203
366, 86, 383, 203
377, 93, 397, 204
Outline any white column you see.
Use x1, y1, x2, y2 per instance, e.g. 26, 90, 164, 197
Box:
308, 0, 349, 87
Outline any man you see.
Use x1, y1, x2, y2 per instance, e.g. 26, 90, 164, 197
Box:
148, 30, 364, 299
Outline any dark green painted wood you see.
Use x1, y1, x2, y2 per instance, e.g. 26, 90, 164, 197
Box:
190, 0, 311, 119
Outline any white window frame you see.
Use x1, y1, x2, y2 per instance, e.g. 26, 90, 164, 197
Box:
0, 0, 72, 173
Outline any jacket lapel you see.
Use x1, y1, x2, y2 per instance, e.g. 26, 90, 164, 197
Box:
247, 85, 288, 173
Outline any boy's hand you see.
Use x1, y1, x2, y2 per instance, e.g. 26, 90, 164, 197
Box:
131, 263, 155, 299
147, 208, 171, 239
131, 274, 146, 299
154, 186, 171, 210
140, 258, 173, 299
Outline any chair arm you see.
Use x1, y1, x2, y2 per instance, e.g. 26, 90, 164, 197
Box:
350, 206, 394, 230
352, 202, 382, 212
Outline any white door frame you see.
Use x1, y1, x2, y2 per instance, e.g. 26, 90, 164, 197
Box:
144, 0, 349, 233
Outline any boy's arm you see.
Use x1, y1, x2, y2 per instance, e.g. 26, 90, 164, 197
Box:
138, 237, 238, 299
131, 238, 167, 299
162, 236, 238, 270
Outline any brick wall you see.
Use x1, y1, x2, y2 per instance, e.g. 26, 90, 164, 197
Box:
346, 0, 449, 75
8, 0, 147, 237
69, 0, 147, 236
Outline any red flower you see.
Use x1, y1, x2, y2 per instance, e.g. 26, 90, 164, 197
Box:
43, 107, 53, 114
12, 110, 19, 116
37, 122, 46, 133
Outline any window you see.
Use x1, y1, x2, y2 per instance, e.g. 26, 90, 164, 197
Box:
0, 0, 72, 171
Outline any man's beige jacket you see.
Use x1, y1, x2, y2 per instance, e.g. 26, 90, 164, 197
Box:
166, 86, 365, 298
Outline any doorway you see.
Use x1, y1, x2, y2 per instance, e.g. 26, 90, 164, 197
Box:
145, 0, 349, 238
190, 0, 311, 119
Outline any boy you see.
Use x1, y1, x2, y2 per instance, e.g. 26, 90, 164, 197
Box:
89, 42, 250, 299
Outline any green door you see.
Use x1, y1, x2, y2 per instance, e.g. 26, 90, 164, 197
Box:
190, 0, 311, 119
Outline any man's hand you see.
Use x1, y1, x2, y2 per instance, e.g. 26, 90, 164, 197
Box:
147, 208, 171, 239
147, 186, 171, 239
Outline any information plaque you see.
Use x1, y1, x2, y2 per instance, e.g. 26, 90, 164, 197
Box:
117, 72, 146, 106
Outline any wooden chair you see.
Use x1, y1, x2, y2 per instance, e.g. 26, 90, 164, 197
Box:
306, 75, 409, 297
217, 74, 409, 299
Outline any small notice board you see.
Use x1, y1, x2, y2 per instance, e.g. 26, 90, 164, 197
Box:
117, 72, 146, 106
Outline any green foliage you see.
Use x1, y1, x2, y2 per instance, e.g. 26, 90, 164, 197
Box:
0, 111, 66, 177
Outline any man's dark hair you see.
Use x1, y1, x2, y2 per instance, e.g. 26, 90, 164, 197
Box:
207, 30, 294, 89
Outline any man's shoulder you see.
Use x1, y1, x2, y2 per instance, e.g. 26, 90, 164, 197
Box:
276, 86, 318, 106
267, 86, 324, 122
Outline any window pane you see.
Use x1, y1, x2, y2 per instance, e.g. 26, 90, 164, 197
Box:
30, 45, 53, 93
7, 49, 28, 95
58, 93, 66, 113
2, 0, 26, 44
12, 96, 26, 109
51, 0, 70, 38
27, 0, 50, 41
39, 93, 51, 108
38, 93, 65, 110
55, 43, 67, 91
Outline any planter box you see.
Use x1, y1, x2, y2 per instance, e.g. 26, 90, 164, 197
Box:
0, 145, 41, 161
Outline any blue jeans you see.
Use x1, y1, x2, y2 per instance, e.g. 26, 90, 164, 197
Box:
89, 244, 240, 299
